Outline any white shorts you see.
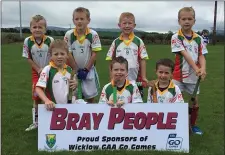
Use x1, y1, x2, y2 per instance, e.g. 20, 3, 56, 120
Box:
80, 66, 100, 99
172, 80, 200, 95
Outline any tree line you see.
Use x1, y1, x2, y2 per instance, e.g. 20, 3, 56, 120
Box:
1, 28, 224, 45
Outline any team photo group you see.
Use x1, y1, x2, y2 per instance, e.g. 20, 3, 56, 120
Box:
22, 6, 208, 139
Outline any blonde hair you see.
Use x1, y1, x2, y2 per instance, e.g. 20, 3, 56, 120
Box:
73, 7, 90, 19
30, 15, 47, 27
49, 39, 69, 55
119, 12, 135, 23
178, 7, 195, 19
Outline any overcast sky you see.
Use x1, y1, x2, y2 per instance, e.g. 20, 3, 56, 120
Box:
1, 1, 224, 32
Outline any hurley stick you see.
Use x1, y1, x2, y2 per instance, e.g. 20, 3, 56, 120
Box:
77, 79, 82, 99
67, 70, 75, 103
191, 76, 201, 104
152, 84, 158, 103
113, 80, 117, 104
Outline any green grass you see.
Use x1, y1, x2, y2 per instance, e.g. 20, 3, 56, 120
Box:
2, 44, 224, 155
1, 32, 64, 40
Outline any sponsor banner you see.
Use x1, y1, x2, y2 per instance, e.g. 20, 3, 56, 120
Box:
38, 103, 189, 152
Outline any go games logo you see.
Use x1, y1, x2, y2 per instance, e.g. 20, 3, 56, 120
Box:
166, 133, 183, 150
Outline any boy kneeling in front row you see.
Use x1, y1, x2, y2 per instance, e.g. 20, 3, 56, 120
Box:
99, 56, 143, 107
147, 58, 184, 103
35, 40, 78, 111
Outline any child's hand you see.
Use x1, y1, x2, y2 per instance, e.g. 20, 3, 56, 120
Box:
194, 68, 201, 77
142, 78, 149, 84
148, 80, 157, 87
199, 68, 206, 81
69, 79, 77, 90
77, 68, 89, 80
116, 100, 124, 108
107, 100, 115, 107
45, 100, 55, 111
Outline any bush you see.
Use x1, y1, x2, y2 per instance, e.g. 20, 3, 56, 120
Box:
2, 33, 25, 44
101, 39, 114, 45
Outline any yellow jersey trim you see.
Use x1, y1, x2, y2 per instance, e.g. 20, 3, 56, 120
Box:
92, 47, 102, 52
142, 56, 149, 60
49, 61, 68, 76
30, 35, 47, 48
73, 27, 91, 44
178, 29, 198, 43
119, 32, 135, 46
106, 56, 112, 60
111, 79, 130, 95
155, 80, 175, 95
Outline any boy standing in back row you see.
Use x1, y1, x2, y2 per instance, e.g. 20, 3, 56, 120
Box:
106, 12, 149, 97
64, 7, 102, 103
171, 7, 207, 135
22, 15, 54, 131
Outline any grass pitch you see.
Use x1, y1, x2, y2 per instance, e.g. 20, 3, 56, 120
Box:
1, 43, 224, 155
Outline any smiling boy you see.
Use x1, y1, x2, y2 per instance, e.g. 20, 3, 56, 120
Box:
106, 12, 149, 98
171, 7, 207, 135
147, 58, 184, 103
22, 15, 54, 131
99, 56, 143, 107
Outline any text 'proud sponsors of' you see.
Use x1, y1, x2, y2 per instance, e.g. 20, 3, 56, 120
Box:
38, 104, 189, 152
69, 136, 156, 151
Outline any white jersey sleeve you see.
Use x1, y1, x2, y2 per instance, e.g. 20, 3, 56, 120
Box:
131, 82, 143, 103
173, 85, 184, 103
48, 36, 54, 43
200, 36, 208, 55
91, 31, 102, 52
64, 29, 73, 53
171, 34, 185, 53
22, 37, 30, 58
106, 39, 116, 60
98, 85, 108, 103
36, 66, 50, 88
139, 39, 149, 59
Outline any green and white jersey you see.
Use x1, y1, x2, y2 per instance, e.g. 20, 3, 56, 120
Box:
171, 29, 207, 84
22, 35, 54, 68
106, 32, 149, 81
147, 81, 184, 103
36, 61, 73, 104
64, 28, 102, 69
99, 79, 143, 103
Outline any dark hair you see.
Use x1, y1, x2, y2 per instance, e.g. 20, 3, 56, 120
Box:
110, 56, 128, 71
156, 58, 174, 72
202, 29, 209, 34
